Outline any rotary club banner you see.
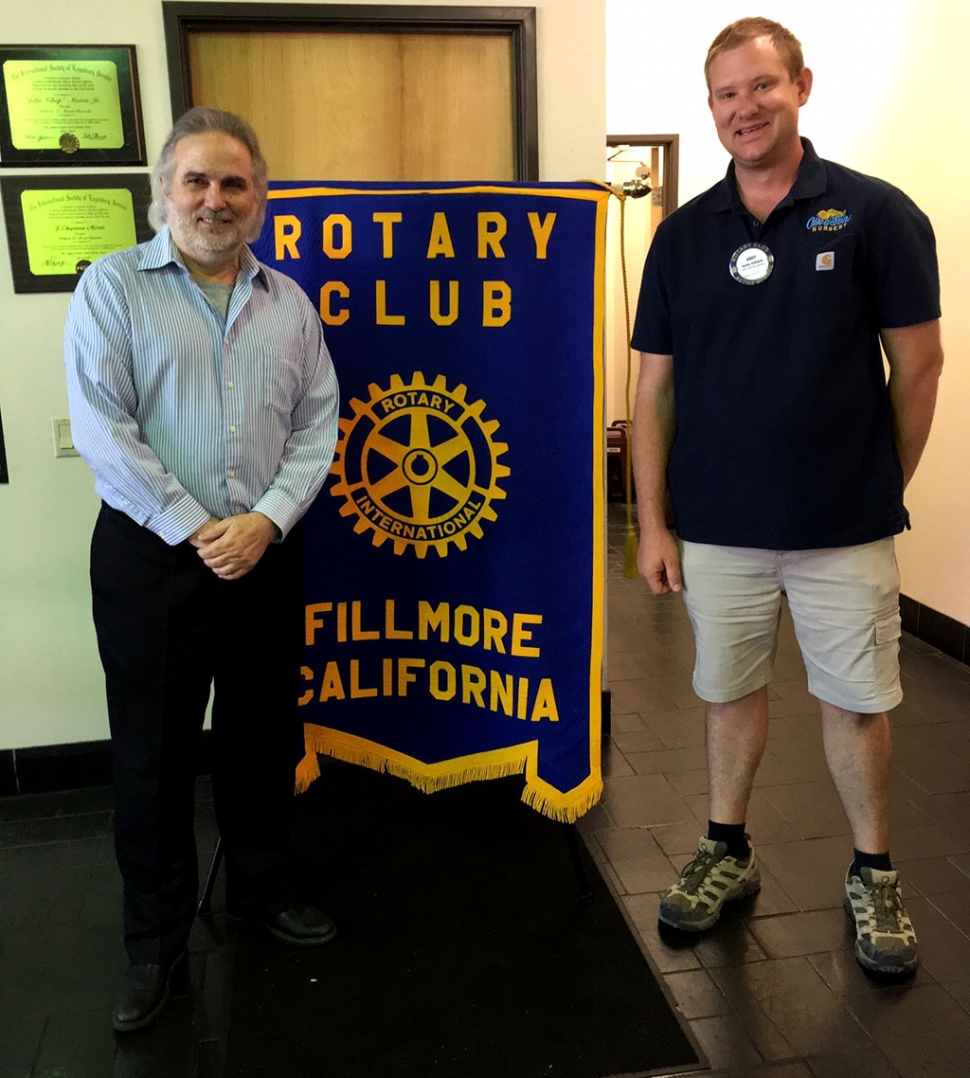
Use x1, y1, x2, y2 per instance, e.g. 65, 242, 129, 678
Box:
251, 182, 608, 821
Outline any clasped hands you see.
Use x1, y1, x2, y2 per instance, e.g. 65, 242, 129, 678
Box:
187, 512, 279, 581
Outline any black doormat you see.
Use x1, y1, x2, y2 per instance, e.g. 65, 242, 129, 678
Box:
224, 760, 701, 1078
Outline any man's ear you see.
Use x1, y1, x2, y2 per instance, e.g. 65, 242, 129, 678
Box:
795, 66, 813, 107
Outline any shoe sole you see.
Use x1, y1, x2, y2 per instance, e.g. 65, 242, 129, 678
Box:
843, 898, 918, 975
265, 921, 337, 947
658, 877, 761, 932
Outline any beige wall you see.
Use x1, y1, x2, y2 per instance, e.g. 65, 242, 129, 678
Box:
608, 0, 970, 627
0, 0, 606, 751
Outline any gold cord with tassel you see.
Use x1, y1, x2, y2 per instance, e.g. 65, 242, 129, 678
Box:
579, 179, 639, 578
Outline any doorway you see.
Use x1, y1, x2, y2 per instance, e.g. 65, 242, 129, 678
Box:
162, 3, 538, 182
604, 135, 678, 428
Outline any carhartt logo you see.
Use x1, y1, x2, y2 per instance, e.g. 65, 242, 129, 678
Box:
816, 252, 835, 271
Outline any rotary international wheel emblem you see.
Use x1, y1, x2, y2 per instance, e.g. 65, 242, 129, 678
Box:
329, 372, 510, 558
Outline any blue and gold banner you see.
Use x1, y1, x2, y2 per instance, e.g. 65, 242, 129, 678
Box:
252, 182, 608, 821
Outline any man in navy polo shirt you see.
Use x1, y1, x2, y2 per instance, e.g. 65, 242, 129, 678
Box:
630, 17, 943, 974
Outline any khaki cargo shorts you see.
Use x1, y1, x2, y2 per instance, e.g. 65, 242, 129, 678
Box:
680, 538, 902, 714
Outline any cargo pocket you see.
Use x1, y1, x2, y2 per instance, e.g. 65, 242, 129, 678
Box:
874, 609, 901, 645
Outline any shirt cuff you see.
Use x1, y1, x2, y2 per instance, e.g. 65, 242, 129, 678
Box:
252, 490, 299, 540
152, 495, 214, 546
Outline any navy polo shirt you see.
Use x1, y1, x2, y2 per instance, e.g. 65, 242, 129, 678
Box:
631, 139, 940, 550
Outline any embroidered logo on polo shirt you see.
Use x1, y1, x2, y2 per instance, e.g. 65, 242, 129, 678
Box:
816, 252, 835, 271
806, 208, 852, 232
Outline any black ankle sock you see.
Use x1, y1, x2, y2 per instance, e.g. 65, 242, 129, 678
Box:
851, 849, 893, 877
707, 821, 750, 861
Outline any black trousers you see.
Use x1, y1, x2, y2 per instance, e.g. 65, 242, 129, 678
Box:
91, 503, 305, 964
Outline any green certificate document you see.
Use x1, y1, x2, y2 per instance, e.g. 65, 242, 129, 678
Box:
3, 59, 124, 151
20, 189, 136, 276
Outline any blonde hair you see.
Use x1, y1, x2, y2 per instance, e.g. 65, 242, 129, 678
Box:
705, 17, 804, 84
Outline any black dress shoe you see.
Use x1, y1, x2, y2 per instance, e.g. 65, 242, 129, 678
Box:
229, 902, 337, 946
265, 903, 337, 946
112, 951, 185, 1033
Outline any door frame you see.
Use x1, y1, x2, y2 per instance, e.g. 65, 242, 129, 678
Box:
606, 133, 679, 217
162, 2, 539, 180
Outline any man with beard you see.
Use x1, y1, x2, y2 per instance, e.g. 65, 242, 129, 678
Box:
65, 108, 340, 1031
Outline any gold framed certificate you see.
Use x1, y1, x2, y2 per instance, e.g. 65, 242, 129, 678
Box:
1, 174, 152, 293
0, 46, 145, 166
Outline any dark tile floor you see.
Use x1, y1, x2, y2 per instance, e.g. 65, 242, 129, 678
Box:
2, 504, 968, 1077
575, 504, 970, 1077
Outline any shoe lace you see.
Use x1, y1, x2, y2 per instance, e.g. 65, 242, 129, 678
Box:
678, 848, 720, 894
866, 878, 904, 932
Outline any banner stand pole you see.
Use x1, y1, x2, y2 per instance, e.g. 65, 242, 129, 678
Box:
198, 834, 223, 915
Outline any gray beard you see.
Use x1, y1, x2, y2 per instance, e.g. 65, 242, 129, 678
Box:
168, 209, 254, 256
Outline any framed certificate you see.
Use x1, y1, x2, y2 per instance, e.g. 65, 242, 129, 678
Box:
1, 174, 152, 293
0, 45, 145, 166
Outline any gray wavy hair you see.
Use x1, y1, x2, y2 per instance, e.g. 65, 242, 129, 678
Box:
148, 106, 269, 240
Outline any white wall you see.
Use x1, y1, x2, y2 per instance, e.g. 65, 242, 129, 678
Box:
0, 0, 606, 752
608, 0, 970, 628
6, 0, 968, 754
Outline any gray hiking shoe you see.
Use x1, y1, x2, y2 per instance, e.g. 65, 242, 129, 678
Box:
844, 866, 918, 974
658, 836, 761, 932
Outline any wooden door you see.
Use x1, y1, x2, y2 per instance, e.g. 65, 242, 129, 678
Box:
188, 30, 514, 181
163, 5, 539, 183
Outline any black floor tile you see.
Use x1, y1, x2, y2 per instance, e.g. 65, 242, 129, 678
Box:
0, 791, 66, 822
0, 1012, 46, 1078
0, 836, 103, 876
30, 1007, 119, 1078
0, 811, 111, 848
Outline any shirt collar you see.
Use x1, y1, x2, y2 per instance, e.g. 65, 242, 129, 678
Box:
137, 224, 266, 285
709, 137, 828, 213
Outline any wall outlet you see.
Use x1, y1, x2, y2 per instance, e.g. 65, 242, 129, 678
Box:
52, 418, 79, 458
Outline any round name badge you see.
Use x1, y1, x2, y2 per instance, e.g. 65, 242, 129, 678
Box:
729, 242, 774, 285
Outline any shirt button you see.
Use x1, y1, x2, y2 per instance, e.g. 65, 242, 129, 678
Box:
227, 381, 234, 389
228, 469, 236, 478
230, 425, 237, 433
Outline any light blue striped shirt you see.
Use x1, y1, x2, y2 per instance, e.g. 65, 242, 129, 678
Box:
65, 226, 339, 545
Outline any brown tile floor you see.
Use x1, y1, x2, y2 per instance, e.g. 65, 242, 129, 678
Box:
579, 504, 970, 1077
2, 506, 967, 1077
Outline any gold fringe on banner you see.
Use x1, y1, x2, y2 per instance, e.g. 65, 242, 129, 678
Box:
520, 782, 604, 824
294, 748, 322, 793
295, 725, 603, 823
